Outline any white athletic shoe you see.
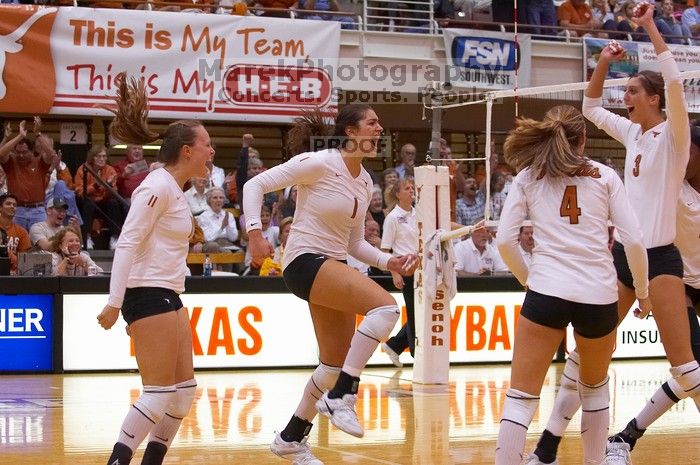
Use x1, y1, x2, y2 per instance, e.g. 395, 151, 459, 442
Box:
605, 441, 632, 465
270, 432, 324, 465
522, 452, 559, 465
382, 343, 403, 368
315, 391, 364, 438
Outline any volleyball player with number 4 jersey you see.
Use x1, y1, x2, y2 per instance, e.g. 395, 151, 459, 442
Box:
526, 4, 699, 465
494, 104, 650, 465
243, 105, 418, 465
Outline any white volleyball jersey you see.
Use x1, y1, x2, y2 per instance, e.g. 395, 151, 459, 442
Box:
243, 149, 391, 270
109, 168, 193, 308
496, 161, 649, 304
582, 51, 689, 248
677, 181, 700, 288
381, 205, 417, 256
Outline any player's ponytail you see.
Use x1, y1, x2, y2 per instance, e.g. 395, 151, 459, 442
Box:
106, 73, 202, 165
504, 105, 590, 178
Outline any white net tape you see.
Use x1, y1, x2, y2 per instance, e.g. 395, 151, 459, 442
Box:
425, 69, 700, 111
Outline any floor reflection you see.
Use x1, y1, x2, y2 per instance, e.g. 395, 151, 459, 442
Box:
0, 359, 698, 464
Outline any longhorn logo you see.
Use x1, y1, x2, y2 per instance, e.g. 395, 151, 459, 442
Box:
0, 7, 56, 100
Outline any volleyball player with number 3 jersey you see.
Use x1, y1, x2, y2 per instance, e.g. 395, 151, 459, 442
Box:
526, 4, 699, 465
494, 104, 650, 465
593, 128, 700, 465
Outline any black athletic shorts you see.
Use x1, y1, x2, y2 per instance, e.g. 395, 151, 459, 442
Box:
520, 289, 618, 339
283, 253, 345, 302
121, 287, 183, 325
612, 241, 683, 290
687, 284, 700, 308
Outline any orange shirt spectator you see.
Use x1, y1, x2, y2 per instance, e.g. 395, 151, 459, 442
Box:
0, 193, 32, 274
74, 147, 118, 204
1, 140, 51, 205
558, 0, 596, 35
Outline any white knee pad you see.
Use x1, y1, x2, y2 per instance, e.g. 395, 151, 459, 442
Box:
670, 360, 700, 398
663, 377, 686, 401
312, 363, 341, 393
168, 379, 197, 419
501, 388, 539, 427
561, 351, 580, 390
358, 305, 400, 342
579, 377, 610, 411
135, 385, 177, 424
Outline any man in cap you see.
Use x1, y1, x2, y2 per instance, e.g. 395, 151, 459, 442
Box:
29, 197, 78, 251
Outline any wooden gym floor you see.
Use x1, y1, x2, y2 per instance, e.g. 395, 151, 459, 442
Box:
1, 359, 698, 465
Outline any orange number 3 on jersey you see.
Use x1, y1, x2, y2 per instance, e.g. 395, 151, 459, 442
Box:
633, 154, 642, 177
560, 185, 582, 224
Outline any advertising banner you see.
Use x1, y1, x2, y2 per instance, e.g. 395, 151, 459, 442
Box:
442, 28, 531, 90
62, 290, 663, 371
0, 294, 53, 371
583, 37, 700, 109
0, 5, 339, 123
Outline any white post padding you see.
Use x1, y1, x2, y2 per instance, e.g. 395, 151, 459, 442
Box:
413, 165, 452, 385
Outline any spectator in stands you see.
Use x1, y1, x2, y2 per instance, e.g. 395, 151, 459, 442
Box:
682, 2, 700, 40
456, 176, 485, 226
30, 197, 79, 251
592, 0, 616, 25
243, 203, 279, 273
45, 150, 82, 226
235, 134, 264, 206
347, 218, 383, 276
197, 187, 239, 252
0, 167, 5, 195
394, 143, 416, 179
74, 145, 123, 250
113, 145, 149, 203
0, 123, 55, 232
440, 137, 466, 223
216, 0, 251, 14
0, 193, 31, 275
558, 0, 600, 36
50, 225, 102, 276
189, 219, 205, 253
257, 0, 297, 17
276, 185, 297, 225
524, 0, 557, 35
659, 0, 691, 43
184, 177, 210, 216
454, 227, 508, 276
382, 167, 401, 214
603, 156, 624, 180
490, 171, 508, 221
615, 0, 649, 41
298, 0, 356, 29
368, 185, 386, 236
518, 222, 534, 267
260, 215, 292, 277
381, 167, 399, 193
206, 147, 226, 189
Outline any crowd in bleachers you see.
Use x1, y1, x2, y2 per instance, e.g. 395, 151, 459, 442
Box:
2, 0, 699, 43
0, 117, 626, 277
